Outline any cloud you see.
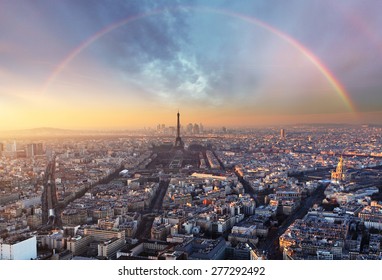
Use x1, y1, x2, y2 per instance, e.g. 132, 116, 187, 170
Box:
84, 1, 227, 106
3, 0, 382, 124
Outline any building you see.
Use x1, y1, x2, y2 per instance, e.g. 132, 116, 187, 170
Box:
117, 240, 174, 260
226, 242, 259, 260
26, 143, 44, 158
280, 128, 285, 140
151, 223, 172, 241
0, 236, 37, 260
317, 250, 334, 260
187, 123, 193, 134
359, 202, 382, 230
98, 237, 126, 259
66, 235, 93, 256
84, 228, 125, 242
40, 231, 65, 251
61, 209, 88, 226
51, 250, 73, 260
279, 214, 349, 259
175, 237, 227, 260
26, 144, 35, 158
331, 156, 346, 182
193, 123, 200, 134
27, 214, 42, 229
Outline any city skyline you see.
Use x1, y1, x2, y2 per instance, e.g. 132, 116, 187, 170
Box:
1, 0, 382, 130
1, 124, 382, 261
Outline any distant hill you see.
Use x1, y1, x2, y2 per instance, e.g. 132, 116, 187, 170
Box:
25, 127, 76, 134
0, 127, 145, 139
0, 127, 84, 137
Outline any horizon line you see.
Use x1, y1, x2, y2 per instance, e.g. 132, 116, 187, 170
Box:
1, 122, 381, 133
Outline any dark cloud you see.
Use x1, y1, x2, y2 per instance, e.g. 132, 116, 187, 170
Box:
83, 1, 194, 90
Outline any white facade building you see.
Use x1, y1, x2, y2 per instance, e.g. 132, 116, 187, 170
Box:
0, 236, 37, 260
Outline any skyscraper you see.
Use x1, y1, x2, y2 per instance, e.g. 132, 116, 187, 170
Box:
26, 144, 35, 158
199, 123, 204, 134
280, 129, 286, 140
193, 123, 200, 134
187, 123, 193, 134
36, 143, 44, 155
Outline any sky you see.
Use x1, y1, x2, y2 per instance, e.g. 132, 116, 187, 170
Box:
1, 0, 382, 130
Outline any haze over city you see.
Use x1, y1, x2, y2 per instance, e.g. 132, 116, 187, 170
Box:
1, 0, 382, 130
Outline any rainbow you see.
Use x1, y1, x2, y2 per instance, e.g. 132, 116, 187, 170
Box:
40, 6, 356, 112
211, 8, 356, 112
40, 9, 163, 95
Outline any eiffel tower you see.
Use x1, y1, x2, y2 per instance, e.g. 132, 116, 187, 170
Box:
174, 111, 184, 149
